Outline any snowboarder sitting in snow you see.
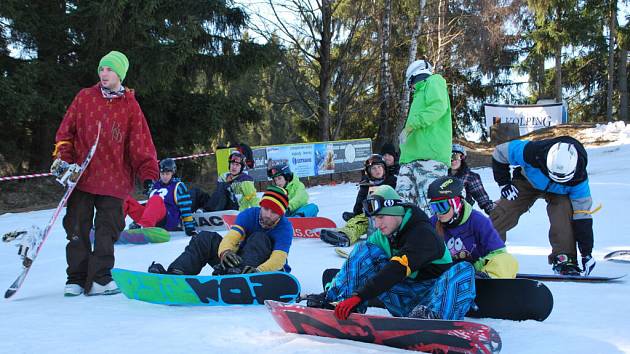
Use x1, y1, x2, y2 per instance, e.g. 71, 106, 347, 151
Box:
148, 186, 293, 275
309, 185, 476, 321
427, 176, 518, 278
268, 163, 319, 217
490, 136, 596, 276
123, 158, 196, 236
320, 154, 397, 247
189, 146, 259, 212
449, 144, 495, 215
380, 142, 400, 177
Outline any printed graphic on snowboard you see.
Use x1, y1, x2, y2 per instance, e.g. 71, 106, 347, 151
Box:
222, 215, 336, 238
266, 300, 502, 353
193, 210, 240, 232
112, 268, 301, 306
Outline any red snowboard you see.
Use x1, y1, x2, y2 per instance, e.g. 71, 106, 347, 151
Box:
222, 215, 336, 238
266, 300, 502, 353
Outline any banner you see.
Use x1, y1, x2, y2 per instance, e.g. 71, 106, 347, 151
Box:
484, 103, 566, 136
217, 139, 372, 182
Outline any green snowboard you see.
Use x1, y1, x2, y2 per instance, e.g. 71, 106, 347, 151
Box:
112, 268, 301, 306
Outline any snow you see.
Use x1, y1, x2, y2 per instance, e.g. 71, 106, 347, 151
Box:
2, 122, 630, 354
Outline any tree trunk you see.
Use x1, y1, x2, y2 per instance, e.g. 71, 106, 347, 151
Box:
395, 0, 426, 146
376, 0, 393, 148
607, 2, 617, 121
619, 45, 628, 121
318, 0, 333, 141
554, 6, 562, 103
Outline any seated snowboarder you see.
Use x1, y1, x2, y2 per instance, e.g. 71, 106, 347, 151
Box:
148, 186, 293, 275
448, 144, 495, 215
427, 176, 518, 278
268, 163, 319, 217
320, 154, 397, 247
308, 185, 476, 320
189, 148, 259, 212
490, 136, 596, 275
123, 158, 196, 236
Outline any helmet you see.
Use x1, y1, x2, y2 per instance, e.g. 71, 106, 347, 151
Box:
159, 158, 177, 174
364, 154, 386, 178
405, 59, 433, 86
228, 151, 246, 174
268, 163, 293, 183
427, 176, 463, 200
427, 176, 464, 220
452, 144, 467, 158
547, 142, 578, 183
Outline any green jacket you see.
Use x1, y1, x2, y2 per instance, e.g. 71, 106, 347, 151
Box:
285, 177, 309, 212
400, 74, 452, 166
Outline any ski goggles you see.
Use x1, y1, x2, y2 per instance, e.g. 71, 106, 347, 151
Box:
362, 195, 405, 217
429, 197, 463, 215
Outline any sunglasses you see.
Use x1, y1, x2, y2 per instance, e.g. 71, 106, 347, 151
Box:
451, 153, 462, 161
362, 195, 405, 217
429, 199, 453, 215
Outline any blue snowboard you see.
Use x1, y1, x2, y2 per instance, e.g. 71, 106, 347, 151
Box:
112, 268, 301, 306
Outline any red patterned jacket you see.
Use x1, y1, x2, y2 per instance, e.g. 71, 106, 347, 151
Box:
54, 84, 159, 200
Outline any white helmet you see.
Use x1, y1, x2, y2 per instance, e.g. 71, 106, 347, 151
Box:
546, 142, 578, 183
405, 60, 433, 86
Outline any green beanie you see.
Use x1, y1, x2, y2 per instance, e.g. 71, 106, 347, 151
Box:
98, 51, 129, 82
370, 185, 405, 216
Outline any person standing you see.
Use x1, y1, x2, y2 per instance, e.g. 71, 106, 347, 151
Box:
51, 50, 159, 296
449, 144, 495, 215
397, 59, 452, 215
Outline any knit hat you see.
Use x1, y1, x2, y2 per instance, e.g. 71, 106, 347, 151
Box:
98, 51, 129, 82
260, 185, 289, 216
369, 185, 405, 216
380, 143, 397, 158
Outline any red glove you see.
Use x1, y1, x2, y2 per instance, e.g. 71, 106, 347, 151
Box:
334, 295, 362, 320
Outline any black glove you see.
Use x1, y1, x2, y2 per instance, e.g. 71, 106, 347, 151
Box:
241, 265, 259, 274
500, 184, 519, 201
185, 228, 198, 237
220, 250, 242, 268
143, 180, 154, 196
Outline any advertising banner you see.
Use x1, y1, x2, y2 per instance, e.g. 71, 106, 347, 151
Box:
484, 103, 566, 136
217, 139, 372, 182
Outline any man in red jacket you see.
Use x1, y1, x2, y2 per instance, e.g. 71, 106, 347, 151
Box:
51, 50, 159, 296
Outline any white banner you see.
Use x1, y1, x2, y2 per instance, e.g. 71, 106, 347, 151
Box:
484, 103, 566, 136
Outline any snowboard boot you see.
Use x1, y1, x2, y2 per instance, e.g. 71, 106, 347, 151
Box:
87, 280, 120, 296
64, 283, 84, 297
581, 255, 596, 276
225, 267, 243, 275
342, 211, 355, 222
304, 292, 335, 310
320, 229, 350, 247
552, 254, 581, 276
408, 304, 441, 319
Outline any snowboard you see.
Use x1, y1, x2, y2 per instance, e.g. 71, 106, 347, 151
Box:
4, 123, 101, 299
112, 268, 301, 306
266, 300, 502, 354
222, 215, 336, 238
322, 268, 553, 322
89, 227, 171, 245
516, 273, 626, 283
604, 250, 630, 263
193, 210, 240, 232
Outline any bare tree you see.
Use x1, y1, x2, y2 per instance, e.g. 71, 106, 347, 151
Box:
607, 0, 617, 121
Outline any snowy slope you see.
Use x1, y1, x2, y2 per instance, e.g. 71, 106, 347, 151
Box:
2, 124, 630, 354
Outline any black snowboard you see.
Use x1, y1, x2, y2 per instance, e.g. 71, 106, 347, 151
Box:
516, 273, 626, 283
322, 268, 554, 321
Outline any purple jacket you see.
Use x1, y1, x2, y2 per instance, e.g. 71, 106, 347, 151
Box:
430, 206, 505, 263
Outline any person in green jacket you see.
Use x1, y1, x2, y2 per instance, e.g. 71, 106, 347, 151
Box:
397, 59, 452, 215
268, 163, 319, 217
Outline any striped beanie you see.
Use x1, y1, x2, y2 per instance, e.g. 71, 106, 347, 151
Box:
98, 51, 129, 82
259, 185, 289, 216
